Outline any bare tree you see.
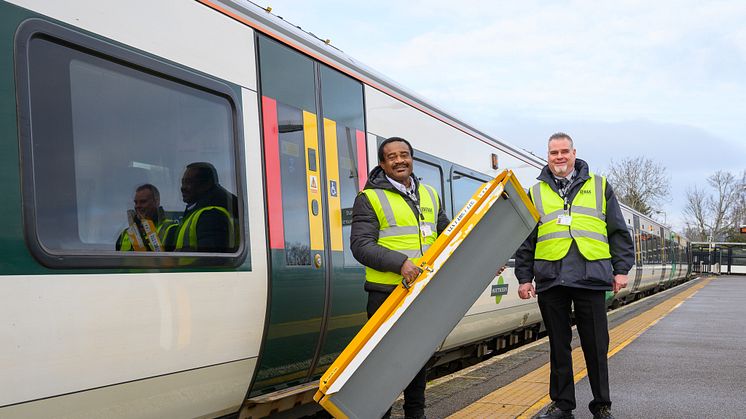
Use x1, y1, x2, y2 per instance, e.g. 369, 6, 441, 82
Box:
682, 170, 745, 242
683, 186, 709, 241
605, 157, 670, 217
725, 170, 746, 242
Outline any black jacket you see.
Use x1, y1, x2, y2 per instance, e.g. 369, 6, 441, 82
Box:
179, 184, 239, 252
350, 166, 451, 292
514, 159, 634, 292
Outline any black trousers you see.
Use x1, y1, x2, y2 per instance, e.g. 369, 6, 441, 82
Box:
367, 289, 427, 419
537, 286, 611, 414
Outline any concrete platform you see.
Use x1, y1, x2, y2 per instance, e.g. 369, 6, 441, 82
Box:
572, 275, 746, 418
390, 275, 746, 418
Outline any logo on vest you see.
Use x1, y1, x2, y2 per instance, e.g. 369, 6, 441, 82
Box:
421, 206, 433, 213
579, 189, 592, 194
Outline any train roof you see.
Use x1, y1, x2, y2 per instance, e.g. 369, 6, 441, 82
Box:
204, 0, 545, 167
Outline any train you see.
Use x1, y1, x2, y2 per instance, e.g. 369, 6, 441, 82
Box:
0, 1, 693, 418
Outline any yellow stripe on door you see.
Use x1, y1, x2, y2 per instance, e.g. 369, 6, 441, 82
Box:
324, 118, 343, 252
303, 110, 324, 251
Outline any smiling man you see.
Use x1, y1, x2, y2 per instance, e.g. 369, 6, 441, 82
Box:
515, 133, 634, 419
350, 136, 449, 419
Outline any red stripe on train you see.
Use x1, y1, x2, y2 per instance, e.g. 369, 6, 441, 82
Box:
262, 96, 285, 249
356, 130, 368, 191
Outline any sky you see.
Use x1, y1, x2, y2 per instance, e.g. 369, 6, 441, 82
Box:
256, 0, 746, 230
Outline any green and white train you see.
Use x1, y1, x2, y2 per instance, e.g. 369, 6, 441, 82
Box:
0, 1, 691, 417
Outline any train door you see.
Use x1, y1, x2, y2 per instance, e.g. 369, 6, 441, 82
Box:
252, 36, 368, 394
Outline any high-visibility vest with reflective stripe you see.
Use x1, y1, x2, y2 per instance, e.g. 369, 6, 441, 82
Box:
530, 173, 611, 261
362, 184, 439, 285
118, 219, 178, 252
175, 206, 235, 251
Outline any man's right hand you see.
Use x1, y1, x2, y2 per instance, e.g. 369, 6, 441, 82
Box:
518, 282, 536, 299
400, 260, 422, 286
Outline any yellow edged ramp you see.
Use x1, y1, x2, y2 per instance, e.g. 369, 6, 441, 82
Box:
314, 170, 539, 419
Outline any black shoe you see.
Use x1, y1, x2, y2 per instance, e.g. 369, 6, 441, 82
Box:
538, 403, 575, 419
593, 406, 614, 419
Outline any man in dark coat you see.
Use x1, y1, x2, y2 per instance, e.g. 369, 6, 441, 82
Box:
350, 137, 449, 419
516, 133, 634, 419
175, 162, 238, 252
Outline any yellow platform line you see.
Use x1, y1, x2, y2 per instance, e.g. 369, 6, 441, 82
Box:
448, 278, 713, 419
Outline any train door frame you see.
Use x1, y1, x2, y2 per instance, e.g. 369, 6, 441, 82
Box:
253, 34, 369, 394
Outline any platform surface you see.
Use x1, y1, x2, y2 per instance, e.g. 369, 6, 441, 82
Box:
391, 276, 746, 418
572, 275, 746, 418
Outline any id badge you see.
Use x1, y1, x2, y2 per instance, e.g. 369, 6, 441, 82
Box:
557, 214, 572, 226
420, 223, 433, 238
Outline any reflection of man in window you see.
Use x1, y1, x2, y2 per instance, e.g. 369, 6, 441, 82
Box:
175, 162, 238, 252
116, 184, 177, 251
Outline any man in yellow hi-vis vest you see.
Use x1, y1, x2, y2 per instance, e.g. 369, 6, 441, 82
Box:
516, 133, 634, 419
351, 137, 449, 419
116, 184, 178, 251
175, 162, 238, 253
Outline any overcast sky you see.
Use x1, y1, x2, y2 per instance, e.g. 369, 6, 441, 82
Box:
257, 0, 746, 229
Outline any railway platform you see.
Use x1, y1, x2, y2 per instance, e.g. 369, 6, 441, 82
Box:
394, 275, 746, 418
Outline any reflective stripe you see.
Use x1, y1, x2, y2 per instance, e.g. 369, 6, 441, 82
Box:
572, 229, 608, 243
594, 175, 604, 213
379, 225, 420, 238
571, 206, 606, 221
537, 229, 608, 243
540, 209, 564, 224
531, 184, 543, 214
399, 249, 423, 258
537, 231, 573, 242
373, 189, 397, 227
423, 185, 438, 215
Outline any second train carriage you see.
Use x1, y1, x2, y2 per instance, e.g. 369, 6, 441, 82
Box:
0, 1, 692, 418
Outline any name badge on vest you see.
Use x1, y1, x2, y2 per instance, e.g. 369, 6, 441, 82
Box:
420, 223, 432, 238
557, 214, 572, 226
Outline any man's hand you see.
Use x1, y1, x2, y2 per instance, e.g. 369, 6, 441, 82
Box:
613, 274, 628, 294
400, 260, 422, 286
518, 282, 536, 299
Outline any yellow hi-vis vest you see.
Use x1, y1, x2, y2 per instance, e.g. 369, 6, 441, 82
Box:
529, 173, 611, 261
118, 219, 178, 252
362, 184, 439, 285
174, 206, 236, 251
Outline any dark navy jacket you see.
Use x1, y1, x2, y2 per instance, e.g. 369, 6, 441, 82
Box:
514, 159, 635, 292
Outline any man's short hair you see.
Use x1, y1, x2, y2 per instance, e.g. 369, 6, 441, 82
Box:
378, 137, 414, 162
548, 132, 574, 148
186, 162, 219, 186
136, 183, 160, 202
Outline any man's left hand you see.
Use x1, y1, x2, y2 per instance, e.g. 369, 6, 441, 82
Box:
613, 274, 628, 294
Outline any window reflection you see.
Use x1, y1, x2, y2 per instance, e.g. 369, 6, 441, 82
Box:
26, 37, 238, 254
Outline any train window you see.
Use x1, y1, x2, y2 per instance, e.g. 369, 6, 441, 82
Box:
451, 171, 486, 214
259, 36, 317, 266
414, 158, 444, 205
16, 21, 246, 268
320, 65, 366, 267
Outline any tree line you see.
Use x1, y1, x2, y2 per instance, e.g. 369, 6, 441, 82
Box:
603, 157, 745, 243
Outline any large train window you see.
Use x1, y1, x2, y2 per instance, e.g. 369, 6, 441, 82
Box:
259, 35, 317, 266
414, 158, 444, 202
16, 20, 246, 268
451, 169, 489, 215
320, 66, 366, 267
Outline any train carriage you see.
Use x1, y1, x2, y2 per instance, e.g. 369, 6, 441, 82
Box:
0, 1, 691, 418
